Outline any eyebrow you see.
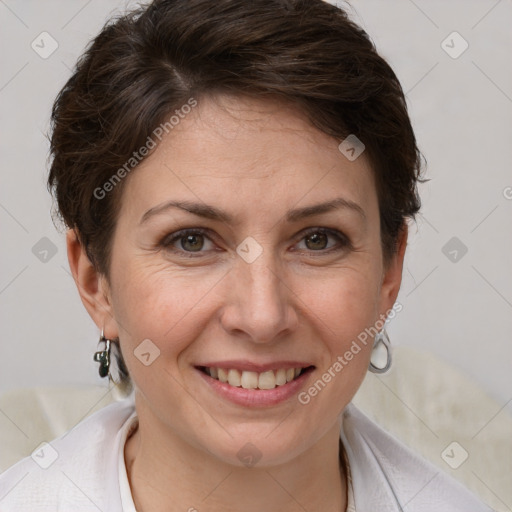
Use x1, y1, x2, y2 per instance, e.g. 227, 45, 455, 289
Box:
139, 197, 366, 225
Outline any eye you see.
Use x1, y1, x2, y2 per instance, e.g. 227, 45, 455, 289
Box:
161, 228, 215, 256
294, 228, 350, 253
160, 226, 351, 258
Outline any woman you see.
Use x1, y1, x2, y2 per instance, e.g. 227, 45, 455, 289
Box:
0, 0, 493, 510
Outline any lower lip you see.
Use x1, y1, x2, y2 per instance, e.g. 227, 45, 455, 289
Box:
195, 367, 314, 407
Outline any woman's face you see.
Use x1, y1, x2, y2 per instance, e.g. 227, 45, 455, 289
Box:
82, 95, 405, 466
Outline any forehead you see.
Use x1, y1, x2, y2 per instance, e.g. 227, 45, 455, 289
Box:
118, 95, 378, 225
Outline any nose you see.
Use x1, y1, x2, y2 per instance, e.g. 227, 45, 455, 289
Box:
219, 252, 299, 344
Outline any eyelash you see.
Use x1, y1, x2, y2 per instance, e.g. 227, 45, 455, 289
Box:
160, 227, 352, 258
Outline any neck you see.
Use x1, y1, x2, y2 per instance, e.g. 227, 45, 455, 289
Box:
124, 395, 347, 512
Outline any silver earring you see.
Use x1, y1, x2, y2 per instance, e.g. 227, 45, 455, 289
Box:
369, 329, 392, 374
93, 329, 111, 379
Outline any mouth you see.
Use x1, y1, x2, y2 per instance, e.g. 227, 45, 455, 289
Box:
195, 365, 315, 390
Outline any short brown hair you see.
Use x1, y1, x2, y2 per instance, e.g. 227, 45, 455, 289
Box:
48, 0, 423, 389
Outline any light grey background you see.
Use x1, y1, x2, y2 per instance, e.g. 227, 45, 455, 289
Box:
1, 0, 511, 409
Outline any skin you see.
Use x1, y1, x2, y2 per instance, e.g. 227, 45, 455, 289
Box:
67, 95, 407, 512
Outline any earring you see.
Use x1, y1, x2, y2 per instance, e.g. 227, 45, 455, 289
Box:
369, 329, 392, 374
93, 329, 111, 379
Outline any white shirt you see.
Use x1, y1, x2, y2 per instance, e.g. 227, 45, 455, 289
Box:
0, 394, 492, 511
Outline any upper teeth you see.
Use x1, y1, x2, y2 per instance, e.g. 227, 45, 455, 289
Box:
205, 367, 304, 390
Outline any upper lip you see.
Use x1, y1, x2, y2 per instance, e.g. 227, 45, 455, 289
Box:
195, 360, 315, 373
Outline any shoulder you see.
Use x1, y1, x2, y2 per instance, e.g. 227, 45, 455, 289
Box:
341, 404, 494, 512
0, 395, 135, 511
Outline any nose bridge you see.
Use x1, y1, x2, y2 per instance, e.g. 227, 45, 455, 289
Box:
221, 247, 296, 342
245, 254, 283, 308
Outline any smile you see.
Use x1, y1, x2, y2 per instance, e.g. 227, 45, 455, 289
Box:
197, 365, 315, 390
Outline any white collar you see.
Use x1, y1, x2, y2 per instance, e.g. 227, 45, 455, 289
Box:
117, 410, 138, 512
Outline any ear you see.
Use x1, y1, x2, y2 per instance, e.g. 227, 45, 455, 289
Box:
66, 229, 118, 339
378, 222, 408, 316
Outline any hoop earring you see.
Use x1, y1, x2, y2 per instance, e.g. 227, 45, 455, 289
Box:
369, 329, 392, 374
93, 329, 112, 379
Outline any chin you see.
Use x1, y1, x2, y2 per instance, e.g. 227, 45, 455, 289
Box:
198, 428, 308, 469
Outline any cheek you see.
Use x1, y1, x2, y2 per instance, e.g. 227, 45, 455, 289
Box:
110, 258, 226, 356
288, 265, 383, 428
301, 263, 382, 338
298, 264, 382, 386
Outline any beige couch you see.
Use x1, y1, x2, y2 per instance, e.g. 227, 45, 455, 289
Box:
0, 346, 510, 510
